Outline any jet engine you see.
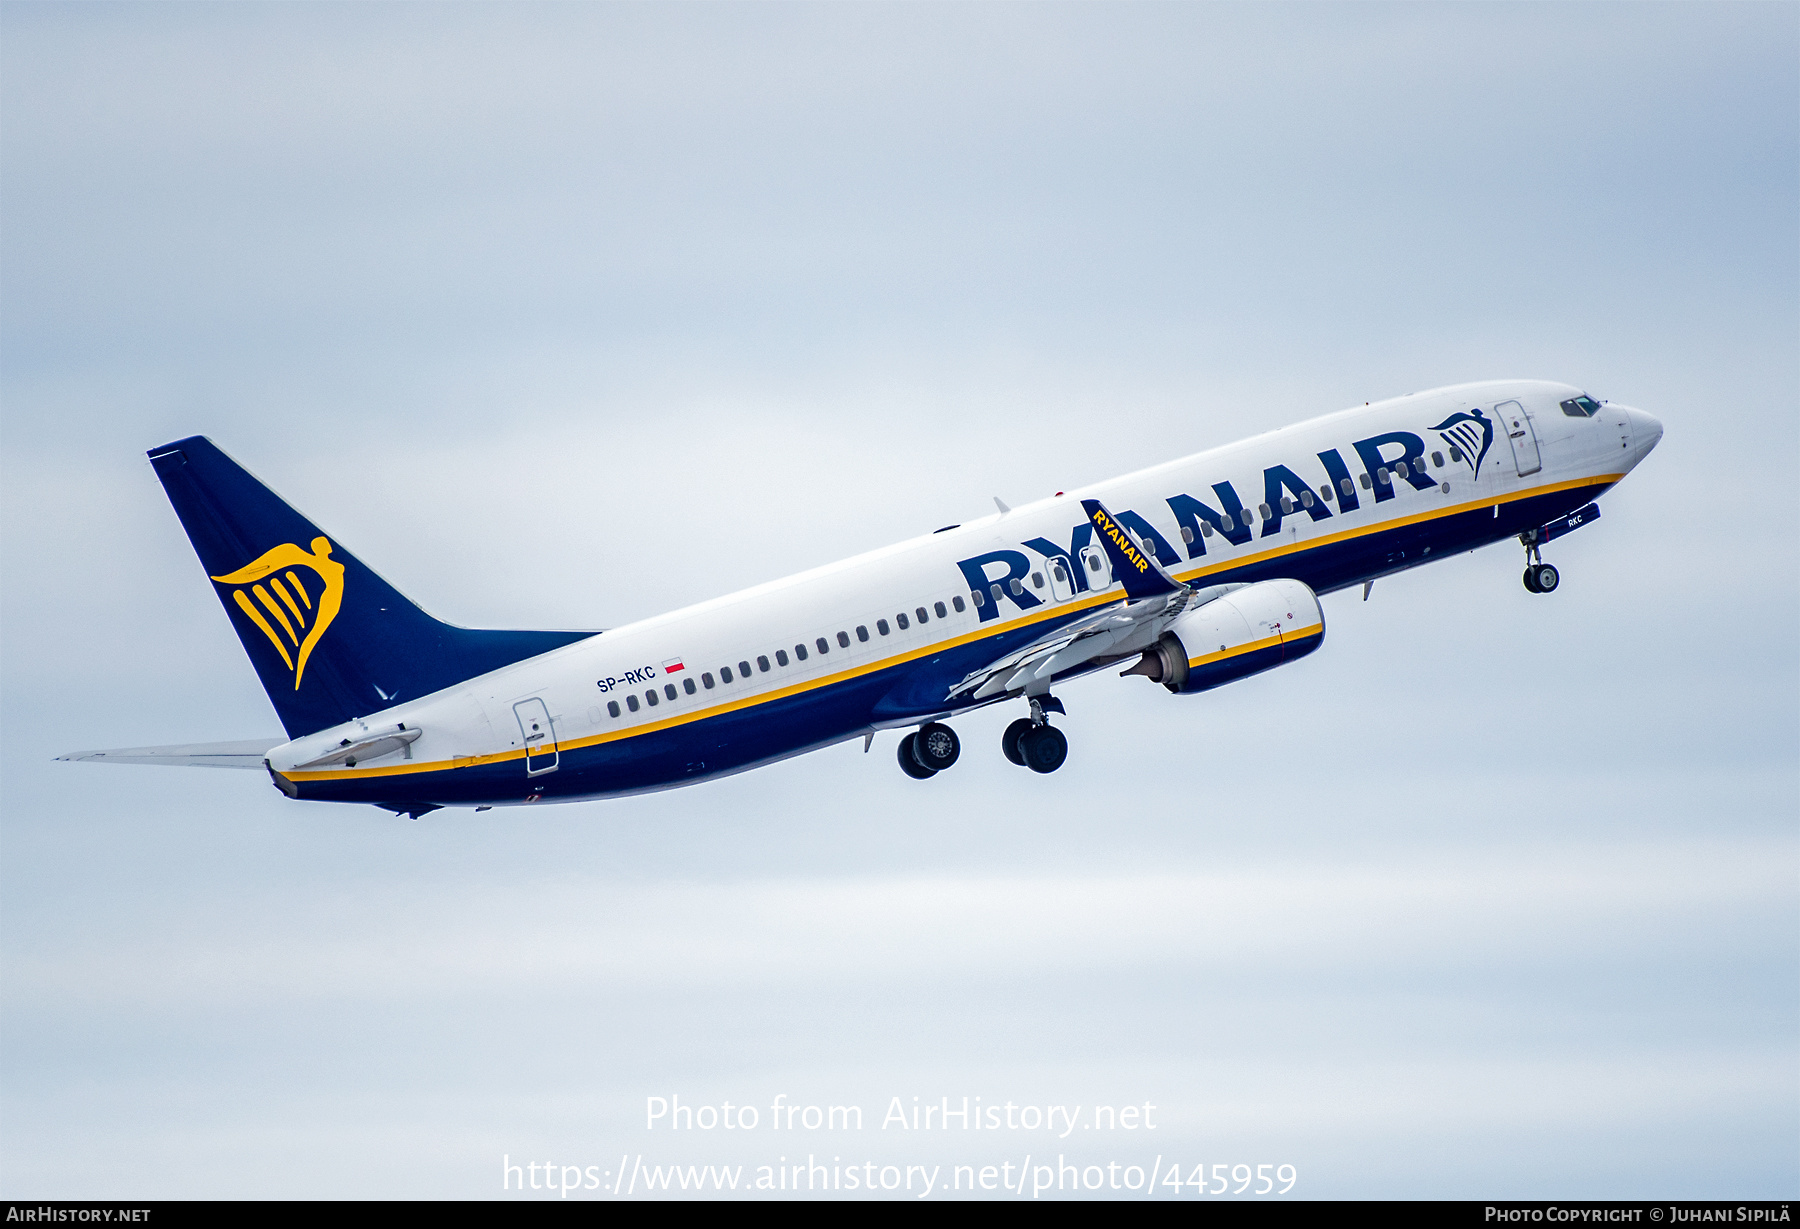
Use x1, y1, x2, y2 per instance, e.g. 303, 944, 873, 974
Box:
1123, 579, 1325, 694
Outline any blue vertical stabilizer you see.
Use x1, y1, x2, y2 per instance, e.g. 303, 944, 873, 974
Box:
148, 437, 595, 738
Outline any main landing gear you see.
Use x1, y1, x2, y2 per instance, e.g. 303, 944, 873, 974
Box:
1001, 696, 1068, 775
897, 722, 961, 779
1519, 529, 1560, 594
896, 696, 1069, 779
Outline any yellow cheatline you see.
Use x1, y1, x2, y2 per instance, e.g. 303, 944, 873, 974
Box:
1170, 473, 1619, 585
1184, 625, 1321, 669
271, 576, 306, 625
232, 589, 294, 671
253, 584, 300, 645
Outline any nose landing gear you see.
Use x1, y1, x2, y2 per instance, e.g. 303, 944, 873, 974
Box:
1519, 529, 1560, 594
1002, 696, 1068, 774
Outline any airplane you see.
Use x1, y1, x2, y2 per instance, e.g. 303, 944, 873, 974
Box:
58, 379, 1662, 817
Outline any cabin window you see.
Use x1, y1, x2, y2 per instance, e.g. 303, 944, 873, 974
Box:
702, 672, 715, 689
1087, 555, 1102, 571
626, 695, 639, 712
607, 700, 621, 718
1031, 571, 1045, 589
856, 625, 870, 641
916, 606, 929, 622
1299, 490, 1314, 509
1320, 484, 1334, 502
740, 660, 753, 677
972, 589, 987, 606
990, 583, 1003, 604
1280, 496, 1294, 514
952, 596, 965, 613
757, 655, 770, 672
896, 612, 909, 629
877, 619, 890, 635
1449, 446, 1463, 462
720, 666, 733, 683
683, 678, 696, 695
662, 683, 676, 701
776, 649, 789, 666
1432, 451, 1445, 467
1201, 522, 1214, 537
1340, 477, 1355, 495
794, 643, 807, 661
834, 632, 847, 648
1220, 514, 1235, 531
934, 601, 947, 618
1180, 526, 1194, 543
1395, 461, 1410, 478
1359, 473, 1373, 489
1008, 579, 1023, 596
646, 690, 658, 707
1376, 468, 1390, 484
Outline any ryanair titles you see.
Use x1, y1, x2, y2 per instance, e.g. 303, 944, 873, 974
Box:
955, 426, 1447, 622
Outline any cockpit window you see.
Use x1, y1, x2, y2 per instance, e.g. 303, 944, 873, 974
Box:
1560, 395, 1603, 418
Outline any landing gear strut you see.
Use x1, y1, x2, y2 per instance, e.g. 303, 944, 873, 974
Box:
1003, 696, 1068, 775
1519, 529, 1560, 594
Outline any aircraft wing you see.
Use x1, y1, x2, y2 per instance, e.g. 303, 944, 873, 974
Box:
950, 582, 1247, 702
55, 739, 283, 769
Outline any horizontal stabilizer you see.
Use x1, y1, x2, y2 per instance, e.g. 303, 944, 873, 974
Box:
56, 739, 282, 770
290, 724, 420, 769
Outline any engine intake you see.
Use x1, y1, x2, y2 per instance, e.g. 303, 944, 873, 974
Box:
1124, 579, 1325, 694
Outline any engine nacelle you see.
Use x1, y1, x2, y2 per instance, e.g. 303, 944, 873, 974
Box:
1123, 579, 1325, 694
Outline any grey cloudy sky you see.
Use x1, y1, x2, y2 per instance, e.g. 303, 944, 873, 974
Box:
2, 2, 1794, 1199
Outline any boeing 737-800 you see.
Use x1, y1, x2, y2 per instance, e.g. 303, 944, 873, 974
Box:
60, 380, 1662, 817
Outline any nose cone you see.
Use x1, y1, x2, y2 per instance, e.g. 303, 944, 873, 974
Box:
1614, 403, 1663, 468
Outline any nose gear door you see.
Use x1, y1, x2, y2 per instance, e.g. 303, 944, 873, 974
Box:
513, 697, 559, 776
1495, 400, 1542, 477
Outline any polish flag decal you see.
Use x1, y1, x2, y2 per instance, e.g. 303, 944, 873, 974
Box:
661, 658, 685, 674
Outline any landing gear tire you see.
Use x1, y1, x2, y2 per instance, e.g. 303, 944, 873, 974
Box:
1001, 718, 1035, 766
1532, 563, 1559, 593
1018, 724, 1068, 774
912, 722, 960, 771
897, 733, 936, 779
1523, 567, 1541, 593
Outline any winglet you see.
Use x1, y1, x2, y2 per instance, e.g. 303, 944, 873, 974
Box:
1079, 499, 1182, 599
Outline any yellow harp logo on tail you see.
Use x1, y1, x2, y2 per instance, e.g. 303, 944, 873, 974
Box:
210, 537, 345, 689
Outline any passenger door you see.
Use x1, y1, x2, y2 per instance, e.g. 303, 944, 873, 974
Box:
1495, 400, 1542, 477
513, 697, 559, 776
1078, 545, 1112, 591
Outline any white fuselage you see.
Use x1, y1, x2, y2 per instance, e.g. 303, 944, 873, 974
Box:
267, 379, 1661, 806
